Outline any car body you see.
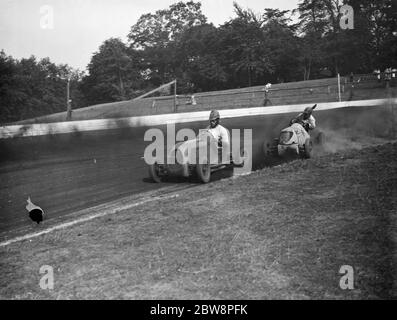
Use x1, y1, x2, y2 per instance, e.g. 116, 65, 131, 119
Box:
264, 123, 324, 160
148, 130, 247, 183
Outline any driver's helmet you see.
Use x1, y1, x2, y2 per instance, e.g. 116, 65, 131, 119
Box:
209, 110, 220, 121
209, 110, 220, 128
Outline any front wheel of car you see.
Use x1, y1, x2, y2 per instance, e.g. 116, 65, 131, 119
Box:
196, 159, 211, 183
271, 138, 279, 156
148, 162, 162, 183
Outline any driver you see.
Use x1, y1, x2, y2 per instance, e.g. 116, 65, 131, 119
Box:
206, 110, 230, 149
290, 104, 316, 132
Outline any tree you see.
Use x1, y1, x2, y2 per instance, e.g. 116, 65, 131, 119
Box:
217, 3, 274, 87
261, 8, 301, 82
127, 1, 207, 87
0, 51, 85, 123
81, 38, 143, 105
294, 0, 331, 79
346, 0, 397, 70
176, 23, 227, 91
128, 1, 207, 49
294, 0, 397, 77
0, 51, 20, 123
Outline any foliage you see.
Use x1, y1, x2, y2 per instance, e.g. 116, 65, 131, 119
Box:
2, 0, 397, 121
80, 38, 144, 105
0, 51, 85, 123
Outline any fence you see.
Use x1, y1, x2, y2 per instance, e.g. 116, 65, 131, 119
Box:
14, 73, 397, 124
149, 73, 396, 115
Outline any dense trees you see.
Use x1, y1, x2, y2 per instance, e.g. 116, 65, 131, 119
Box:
117, 0, 396, 95
1, 0, 396, 122
0, 51, 84, 123
294, 0, 397, 78
80, 38, 143, 105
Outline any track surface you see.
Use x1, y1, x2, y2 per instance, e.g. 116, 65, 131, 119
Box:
0, 106, 393, 241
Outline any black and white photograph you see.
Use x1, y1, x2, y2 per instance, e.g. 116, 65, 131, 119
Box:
0, 0, 396, 304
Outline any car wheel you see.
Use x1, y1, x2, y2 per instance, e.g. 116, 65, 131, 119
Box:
304, 138, 313, 158
148, 162, 162, 183
196, 159, 211, 183
270, 138, 279, 156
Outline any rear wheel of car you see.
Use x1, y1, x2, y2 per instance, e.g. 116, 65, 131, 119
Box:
148, 162, 161, 183
304, 138, 313, 158
196, 159, 211, 183
270, 138, 279, 156
263, 139, 278, 156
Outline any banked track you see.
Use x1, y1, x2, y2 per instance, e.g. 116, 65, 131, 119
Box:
0, 99, 395, 242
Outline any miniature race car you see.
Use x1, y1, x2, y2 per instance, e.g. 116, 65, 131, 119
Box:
148, 130, 248, 183
263, 123, 324, 160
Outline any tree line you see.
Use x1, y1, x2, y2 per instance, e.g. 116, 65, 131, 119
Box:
1, 0, 396, 123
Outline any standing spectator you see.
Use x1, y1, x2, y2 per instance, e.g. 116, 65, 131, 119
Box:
374, 69, 381, 82
191, 95, 197, 105
349, 72, 354, 83
392, 68, 397, 79
385, 67, 392, 88
385, 67, 392, 80
349, 72, 355, 100
263, 83, 271, 106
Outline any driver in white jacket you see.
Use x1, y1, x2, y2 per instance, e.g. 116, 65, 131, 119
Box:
206, 110, 230, 148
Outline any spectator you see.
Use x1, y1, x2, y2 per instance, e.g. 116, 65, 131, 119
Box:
385, 67, 392, 81
186, 95, 197, 106
374, 69, 381, 82
263, 83, 271, 106
385, 67, 392, 88
191, 95, 197, 105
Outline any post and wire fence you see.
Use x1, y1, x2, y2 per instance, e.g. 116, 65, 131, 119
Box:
141, 72, 396, 116
54, 71, 394, 125
11, 71, 395, 127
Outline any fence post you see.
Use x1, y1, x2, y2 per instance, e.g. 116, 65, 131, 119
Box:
387, 79, 395, 138
173, 80, 177, 113
337, 73, 341, 102
66, 77, 72, 121
349, 82, 354, 101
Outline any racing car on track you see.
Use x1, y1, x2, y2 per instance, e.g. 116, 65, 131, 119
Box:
264, 123, 314, 159
148, 129, 248, 183
263, 105, 324, 160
